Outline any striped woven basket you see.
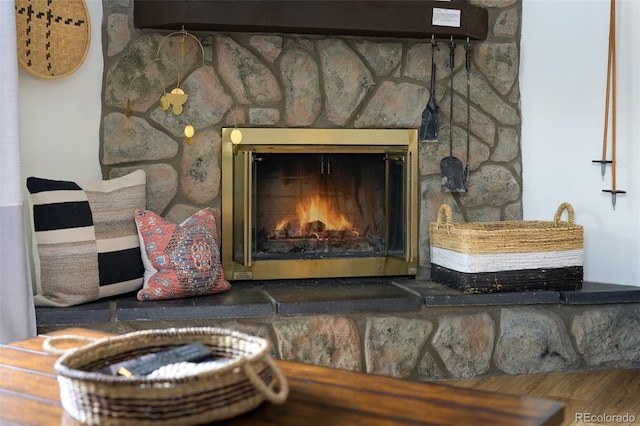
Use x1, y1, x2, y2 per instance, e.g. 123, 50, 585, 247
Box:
429, 203, 584, 293
45, 327, 288, 425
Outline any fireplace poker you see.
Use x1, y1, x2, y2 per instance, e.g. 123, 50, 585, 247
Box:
463, 37, 472, 188
598, 0, 625, 209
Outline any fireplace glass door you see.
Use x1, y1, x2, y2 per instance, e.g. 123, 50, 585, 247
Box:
222, 128, 418, 281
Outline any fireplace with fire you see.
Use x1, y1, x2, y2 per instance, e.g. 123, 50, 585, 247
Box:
221, 128, 418, 281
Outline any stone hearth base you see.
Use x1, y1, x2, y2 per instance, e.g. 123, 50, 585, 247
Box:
36, 280, 640, 380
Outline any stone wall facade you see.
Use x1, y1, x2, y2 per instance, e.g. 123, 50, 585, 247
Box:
48, 0, 639, 383
101, 0, 523, 277
40, 302, 640, 381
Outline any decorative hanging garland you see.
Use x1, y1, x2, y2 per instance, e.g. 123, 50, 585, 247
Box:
124, 27, 205, 144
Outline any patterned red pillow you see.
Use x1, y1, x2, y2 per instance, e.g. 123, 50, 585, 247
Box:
134, 208, 231, 301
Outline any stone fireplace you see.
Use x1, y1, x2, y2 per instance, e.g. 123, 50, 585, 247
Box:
221, 127, 418, 281
100, 1, 523, 280
39, 0, 624, 382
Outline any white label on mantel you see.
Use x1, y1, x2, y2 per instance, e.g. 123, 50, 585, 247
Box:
432, 8, 461, 28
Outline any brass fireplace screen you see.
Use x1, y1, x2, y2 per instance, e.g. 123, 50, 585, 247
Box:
221, 128, 418, 281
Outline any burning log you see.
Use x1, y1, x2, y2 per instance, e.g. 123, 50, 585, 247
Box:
270, 220, 359, 241
303, 220, 326, 235
259, 234, 376, 255
262, 193, 369, 256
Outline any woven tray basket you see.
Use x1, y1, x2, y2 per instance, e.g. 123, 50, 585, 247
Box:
429, 202, 584, 293
44, 327, 289, 425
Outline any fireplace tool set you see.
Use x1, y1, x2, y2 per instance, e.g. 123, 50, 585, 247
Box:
592, 0, 625, 209
419, 36, 473, 193
419, 36, 440, 144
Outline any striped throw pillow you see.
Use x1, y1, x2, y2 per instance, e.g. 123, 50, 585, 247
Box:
27, 170, 146, 307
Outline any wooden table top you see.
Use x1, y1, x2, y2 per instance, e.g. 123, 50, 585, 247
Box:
0, 328, 564, 425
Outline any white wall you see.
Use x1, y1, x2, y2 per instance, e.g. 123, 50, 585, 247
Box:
17, 0, 639, 286
18, 0, 103, 183
521, 0, 639, 286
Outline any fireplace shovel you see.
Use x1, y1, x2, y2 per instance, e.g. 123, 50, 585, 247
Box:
440, 38, 466, 192
418, 38, 439, 143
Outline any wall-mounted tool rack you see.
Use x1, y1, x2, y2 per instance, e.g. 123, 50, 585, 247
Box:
134, 0, 488, 41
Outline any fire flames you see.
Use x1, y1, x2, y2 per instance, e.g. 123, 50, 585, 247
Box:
273, 195, 359, 239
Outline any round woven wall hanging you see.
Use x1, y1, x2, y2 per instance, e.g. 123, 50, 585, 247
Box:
15, 0, 91, 79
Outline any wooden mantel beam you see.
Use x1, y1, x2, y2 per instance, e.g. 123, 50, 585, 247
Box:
133, 0, 488, 41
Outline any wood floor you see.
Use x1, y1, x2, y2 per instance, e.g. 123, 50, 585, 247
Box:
444, 368, 640, 425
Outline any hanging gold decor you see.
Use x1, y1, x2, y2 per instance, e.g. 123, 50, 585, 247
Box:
161, 88, 188, 115
184, 125, 195, 145
125, 56, 179, 117
227, 108, 243, 155
124, 27, 204, 120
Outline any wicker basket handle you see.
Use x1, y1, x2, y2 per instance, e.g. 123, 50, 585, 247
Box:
242, 356, 289, 405
553, 202, 575, 228
436, 204, 455, 234
43, 335, 101, 356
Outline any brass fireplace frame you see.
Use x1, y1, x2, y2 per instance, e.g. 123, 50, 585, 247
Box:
221, 128, 418, 281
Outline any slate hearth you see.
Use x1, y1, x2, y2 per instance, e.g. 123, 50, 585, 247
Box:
36, 278, 640, 327
36, 280, 640, 381
36, 280, 640, 326
37, 278, 418, 326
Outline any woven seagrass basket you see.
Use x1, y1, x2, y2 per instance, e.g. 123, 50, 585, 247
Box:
15, 0, 91, 79
44, 327, 288, 425
429, 202, 584, 293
